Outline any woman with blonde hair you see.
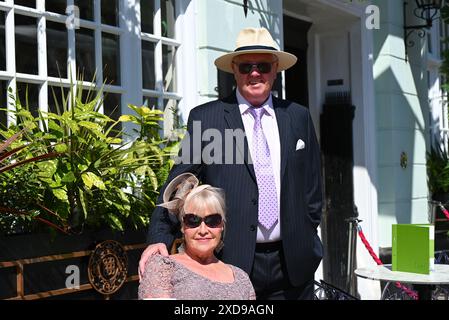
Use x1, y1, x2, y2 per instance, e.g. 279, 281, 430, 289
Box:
138, 173, 255, 300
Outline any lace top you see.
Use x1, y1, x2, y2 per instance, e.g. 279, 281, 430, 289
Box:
138, 254, 256, 300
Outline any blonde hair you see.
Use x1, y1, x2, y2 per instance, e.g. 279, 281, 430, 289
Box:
182, 185, 226, 224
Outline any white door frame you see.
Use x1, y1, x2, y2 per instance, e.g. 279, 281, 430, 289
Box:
302, 0, 380, 299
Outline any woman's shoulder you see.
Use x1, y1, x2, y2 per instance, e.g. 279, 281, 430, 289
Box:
228, 264, 251, 281
146, 254, 176, 270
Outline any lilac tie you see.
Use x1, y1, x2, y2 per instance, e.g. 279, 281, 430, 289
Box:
249, 107, 279, 230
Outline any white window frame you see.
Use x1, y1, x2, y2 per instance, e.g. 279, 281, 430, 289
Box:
0, 0, 194, 138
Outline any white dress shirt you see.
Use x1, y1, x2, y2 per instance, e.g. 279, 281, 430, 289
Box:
236, 89, 281, 242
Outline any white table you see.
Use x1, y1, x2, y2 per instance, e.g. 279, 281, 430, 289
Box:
355, 264, 449, 300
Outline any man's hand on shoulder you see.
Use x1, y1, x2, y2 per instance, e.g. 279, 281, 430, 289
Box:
138, 243, 169, 281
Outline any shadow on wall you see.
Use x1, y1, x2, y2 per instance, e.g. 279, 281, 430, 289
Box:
373, 40, 431, 228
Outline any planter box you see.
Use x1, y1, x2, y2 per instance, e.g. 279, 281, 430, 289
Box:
0, 228, 148, 300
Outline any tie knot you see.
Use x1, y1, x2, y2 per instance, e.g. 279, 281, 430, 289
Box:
249, 107, 265, 121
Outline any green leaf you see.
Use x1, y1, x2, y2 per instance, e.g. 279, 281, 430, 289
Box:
52, 188, 68, 201
108, 214, 124, 231
81, 172, 106, 190
55, 143, 68, 153
48, 120, 64, 133
118, 115, 134, 122
61, 171, 76, 183
78, 164, 88, 171
78, 188, 88, 219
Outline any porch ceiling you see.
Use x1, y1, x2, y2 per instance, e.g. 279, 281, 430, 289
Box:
283, 0, 360, 31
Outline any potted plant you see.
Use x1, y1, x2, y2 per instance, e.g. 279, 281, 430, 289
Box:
0, 84, 179, 234
0, 83, 180, 299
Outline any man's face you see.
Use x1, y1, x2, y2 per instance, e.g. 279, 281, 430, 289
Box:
232, 53, 278, 107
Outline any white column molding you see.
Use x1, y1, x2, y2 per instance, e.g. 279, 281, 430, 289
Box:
5, 0, 16, 126
37, 0, 48, 119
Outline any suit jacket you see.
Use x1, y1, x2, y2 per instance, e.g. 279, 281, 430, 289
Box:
148, 92, 323, 287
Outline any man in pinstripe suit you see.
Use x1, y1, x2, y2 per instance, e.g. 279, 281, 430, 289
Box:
139, 27, 323, 300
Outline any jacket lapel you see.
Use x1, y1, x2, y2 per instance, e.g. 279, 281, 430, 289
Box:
223, 95, 257, 183
273, 97, 292, 181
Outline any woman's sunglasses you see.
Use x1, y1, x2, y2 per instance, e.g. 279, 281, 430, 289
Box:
183, 213, 223, 228
233, 62, 273, 74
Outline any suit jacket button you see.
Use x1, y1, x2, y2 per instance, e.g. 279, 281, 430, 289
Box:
251, 199, 257, 205
250, 225, 256, 231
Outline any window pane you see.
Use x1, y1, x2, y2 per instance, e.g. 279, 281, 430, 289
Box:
163, 98, 179, 137
102, 33, 120, 85
143, 96, 158, 109
163, 45, 176, 92
0, 11, 5, 71
161, 0, 175, 38
14, 0, 36, 8
16, 82, 39, 118
76, 28, 95, 81
46, 0, 67, 15
142, 41, 155, 89
0, 81, 7, 129
101, 0, 118, 26
74, 0, 93, 21
80, 88, 98, 105
103, 92, 121, 133
141, 0, 154, 34
48, 85, 70, 114
15, 15, 38, 75
47, 21, 67, 78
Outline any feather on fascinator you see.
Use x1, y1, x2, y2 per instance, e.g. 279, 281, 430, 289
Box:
157, 173, 200, 218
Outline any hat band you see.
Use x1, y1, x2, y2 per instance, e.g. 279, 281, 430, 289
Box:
234, 45, 278, 52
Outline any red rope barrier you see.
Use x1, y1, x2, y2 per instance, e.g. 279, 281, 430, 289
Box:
355, 223, 418, 300
438, 203, 449, 220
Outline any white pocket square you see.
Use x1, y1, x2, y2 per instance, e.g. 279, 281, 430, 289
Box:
296, 139, 305, 150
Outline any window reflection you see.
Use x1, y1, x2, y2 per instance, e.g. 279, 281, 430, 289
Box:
74, 0, 93, 21
76, 28, 95, 81
46, 0, 67, 15
48, 86, 70, 114
47, 21, 67, 78
143, 96, 158, 109
102, 33, 120, 85
163, 98, 179, 138
15, 15, 38, 75
16, 82, 39, 118
103, 92, 121, 133
0, 11, 5, 71
142, 41, 155, 89
141, 0, 154, 34
161, 0, 175, 38
14, 0, 36, 8
0, 81, 7, 129
101, 0, 118, 26
163, 45, 176, 92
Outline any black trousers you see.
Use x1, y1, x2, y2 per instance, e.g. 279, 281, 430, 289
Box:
250, 241, 315, 300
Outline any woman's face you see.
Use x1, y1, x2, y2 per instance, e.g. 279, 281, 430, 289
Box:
182, 202, 224, 258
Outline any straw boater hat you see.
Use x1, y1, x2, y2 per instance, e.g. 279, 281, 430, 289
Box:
214, 27, 297, 74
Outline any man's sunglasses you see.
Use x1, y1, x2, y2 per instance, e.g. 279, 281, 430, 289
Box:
183, 213, 223, 228
234, 62, 273, 74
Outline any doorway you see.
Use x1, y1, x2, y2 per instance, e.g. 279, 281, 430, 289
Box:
283, 15, 311, 107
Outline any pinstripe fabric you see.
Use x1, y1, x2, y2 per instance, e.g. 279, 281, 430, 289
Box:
148, 92, 323, 287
